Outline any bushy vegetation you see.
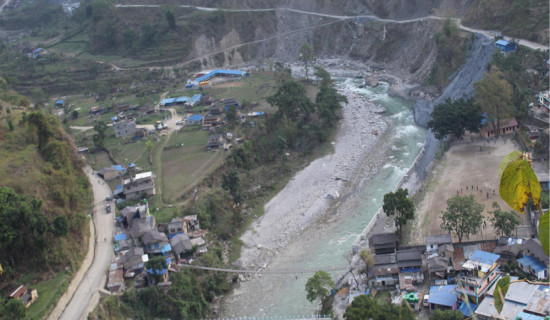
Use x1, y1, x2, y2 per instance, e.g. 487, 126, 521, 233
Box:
343, 294, 415, 320
427, 19, 471, 89
463, 0, 549, 45
0, 107, 92, 278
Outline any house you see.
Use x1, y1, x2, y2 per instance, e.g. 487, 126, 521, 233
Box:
198, 94, 213, 106
372, 253, 399, 287
170, 233, 193, 260
495, 40, 517, 53
98, 165, 127, 181
117, 103, 132, 112
396, 249, 424, 289
536, 91, 549, 112
146, 257, 170, 285
518, 239, 548, 280
480, 117, 519, 138
160, 98, 176, 107
107, 261, 124, 293
492, 236, 525, 264
428, 284, 458, 310
426, 234, 452, 255
223, 98, 240, 111
138, 105, 154, 114
186, 94, 202, 107
203, 114, 221, 127
174, 96, 188, 105
123, 171, 155, 200
369, 233, 397, 254
475, 276, 550, 320
194, 69, 246, 83
118, 204, 148, 228
8, 285, 38, 308
54, 100, 65, 108
89, 106, 102, 115
166, 218, 184, 238
113, 118, 137, 138
186, 114, 203, 125
129, 216, 155, 246
457, 250, 500, 304
141, 229, 171, 256
205, 134, 224, 149
121, 247, 148, 277
134, 128, 148, 139
209, 105, 223, 115
183, 215, 200, 233
190, 236, 207, 254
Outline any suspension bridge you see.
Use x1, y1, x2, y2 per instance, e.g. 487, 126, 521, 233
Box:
179, 264, 349, 275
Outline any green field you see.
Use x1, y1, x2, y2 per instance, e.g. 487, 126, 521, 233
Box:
161, 126, 225, 202
26, 272, 71, 320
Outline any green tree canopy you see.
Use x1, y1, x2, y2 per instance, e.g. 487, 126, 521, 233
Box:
221, 170, 242, 204
474, 66, 513, 137
344, 294, 415, 320
305, 271, 334, 303
165, 10, 176, 30
52, 215, 69, 237
145, 256, 168, 283
427, 96, 481, 140
489, 202, 520, 236
93, 120, 107, 149
299, 43, 314, 80
359, 249, 374, 277
2, 298, 26, 319
382, 188, 415, 239
266, 80, 314, 122
440, 195, 484, 242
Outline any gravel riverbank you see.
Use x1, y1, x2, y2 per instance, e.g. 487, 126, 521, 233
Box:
236, 85, 389, 271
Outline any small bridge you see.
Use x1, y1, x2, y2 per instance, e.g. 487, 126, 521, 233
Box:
179, 264, 349, 275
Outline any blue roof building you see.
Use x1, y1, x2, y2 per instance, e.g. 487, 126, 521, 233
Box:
515, 311, 546, 320
174, 96, 188, 104
114, 233, 128, 242
518, 255, 548, 280
55, 100, 64, 106
458, 301, 477, 317
495, 40, 517, 53
161, 98, 177, 107
428, 285, 458, 310
186, 114, 203, 125
469, 250, 500, 266
112, 165, 126, 172
195, 69, 246, 82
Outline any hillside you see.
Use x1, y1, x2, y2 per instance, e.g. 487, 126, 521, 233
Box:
0, 78, 93, 319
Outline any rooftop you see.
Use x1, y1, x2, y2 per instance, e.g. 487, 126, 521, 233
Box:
134, 171, 153, 180
369, 233, 396, 248
426, 234, 452, 245
518, 255, 547, 273
525, 239, 549, 264
463, 250, 500, 272
428, 285, 457, 307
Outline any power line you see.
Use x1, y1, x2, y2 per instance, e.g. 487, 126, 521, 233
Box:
179, 264, 349, 275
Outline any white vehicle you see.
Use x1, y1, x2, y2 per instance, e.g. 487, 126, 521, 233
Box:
176, 120, 184, 125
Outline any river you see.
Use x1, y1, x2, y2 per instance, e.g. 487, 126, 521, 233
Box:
221, 78, 427, 318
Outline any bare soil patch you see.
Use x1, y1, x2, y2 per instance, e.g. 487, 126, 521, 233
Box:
407, 133, 526, 244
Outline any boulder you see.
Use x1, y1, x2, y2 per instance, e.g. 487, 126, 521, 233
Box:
365, 76, 379, 88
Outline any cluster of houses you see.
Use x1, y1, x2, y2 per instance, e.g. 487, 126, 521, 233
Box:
185, 69, 249, 88
107, 202, 207, 292
355, 232, 550, 318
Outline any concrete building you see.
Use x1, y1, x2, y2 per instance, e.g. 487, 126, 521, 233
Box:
123, 172, 155, 200
113, 118, 136, 138
457, 250, 500, 304
518, 239, 549, 280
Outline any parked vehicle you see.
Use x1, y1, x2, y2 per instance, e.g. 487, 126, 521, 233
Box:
106, 203, 111, 213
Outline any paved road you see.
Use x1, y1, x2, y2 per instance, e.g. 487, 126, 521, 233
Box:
58, 167, 114, 320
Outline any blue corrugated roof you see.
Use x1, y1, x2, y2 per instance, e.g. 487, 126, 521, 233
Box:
458, 301, 476, 317
112, 165, 126, 172
189, 94, 202, 102
188, 114, 203, 122
195, 69, 245, 82
114, 233, 127, 242
175, 96, 188, 103
146, 257, 171, 275
470, 250, 500, 265
161, 98, 177, 105
518, 255, 547, 273
115, 184, 123, 191
55, 100, 64, 104
161, 243, 172, 253
111, 116, 117, 121
128, 163, 136, 168
496, 39, 509, 46
515, 311, 545, 320
428, 285, 457, 307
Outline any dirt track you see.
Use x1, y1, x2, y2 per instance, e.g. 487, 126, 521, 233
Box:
408, 133, 527, 244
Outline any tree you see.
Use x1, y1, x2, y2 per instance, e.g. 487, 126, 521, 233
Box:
27, 112, 54, 151
314, 66, 332, 87
3, 298, 26, 320
93, 120, 107, 149
145, 256, 168, 283
221, 170, 242, 204
427, 97, 481, 140
359, 249, 374, 277
266, 80, 314, 122
440, 195, 484, 242
226, 105, 237, 126
305, 270, 334, 303
299, 43, 314, 80
344, 294, 415, 320
165, 10, 176, 30
52, 215, 69, 237
122, 29, 138, 51
140, 23, 156, 48
489, 202, 520, 236
274, 61, 291, 84
533, 131, 549, 160
429, 309, 464, 320
71, 110, 79, 119
474, 66, 513, 137
382, 188, 415, 239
